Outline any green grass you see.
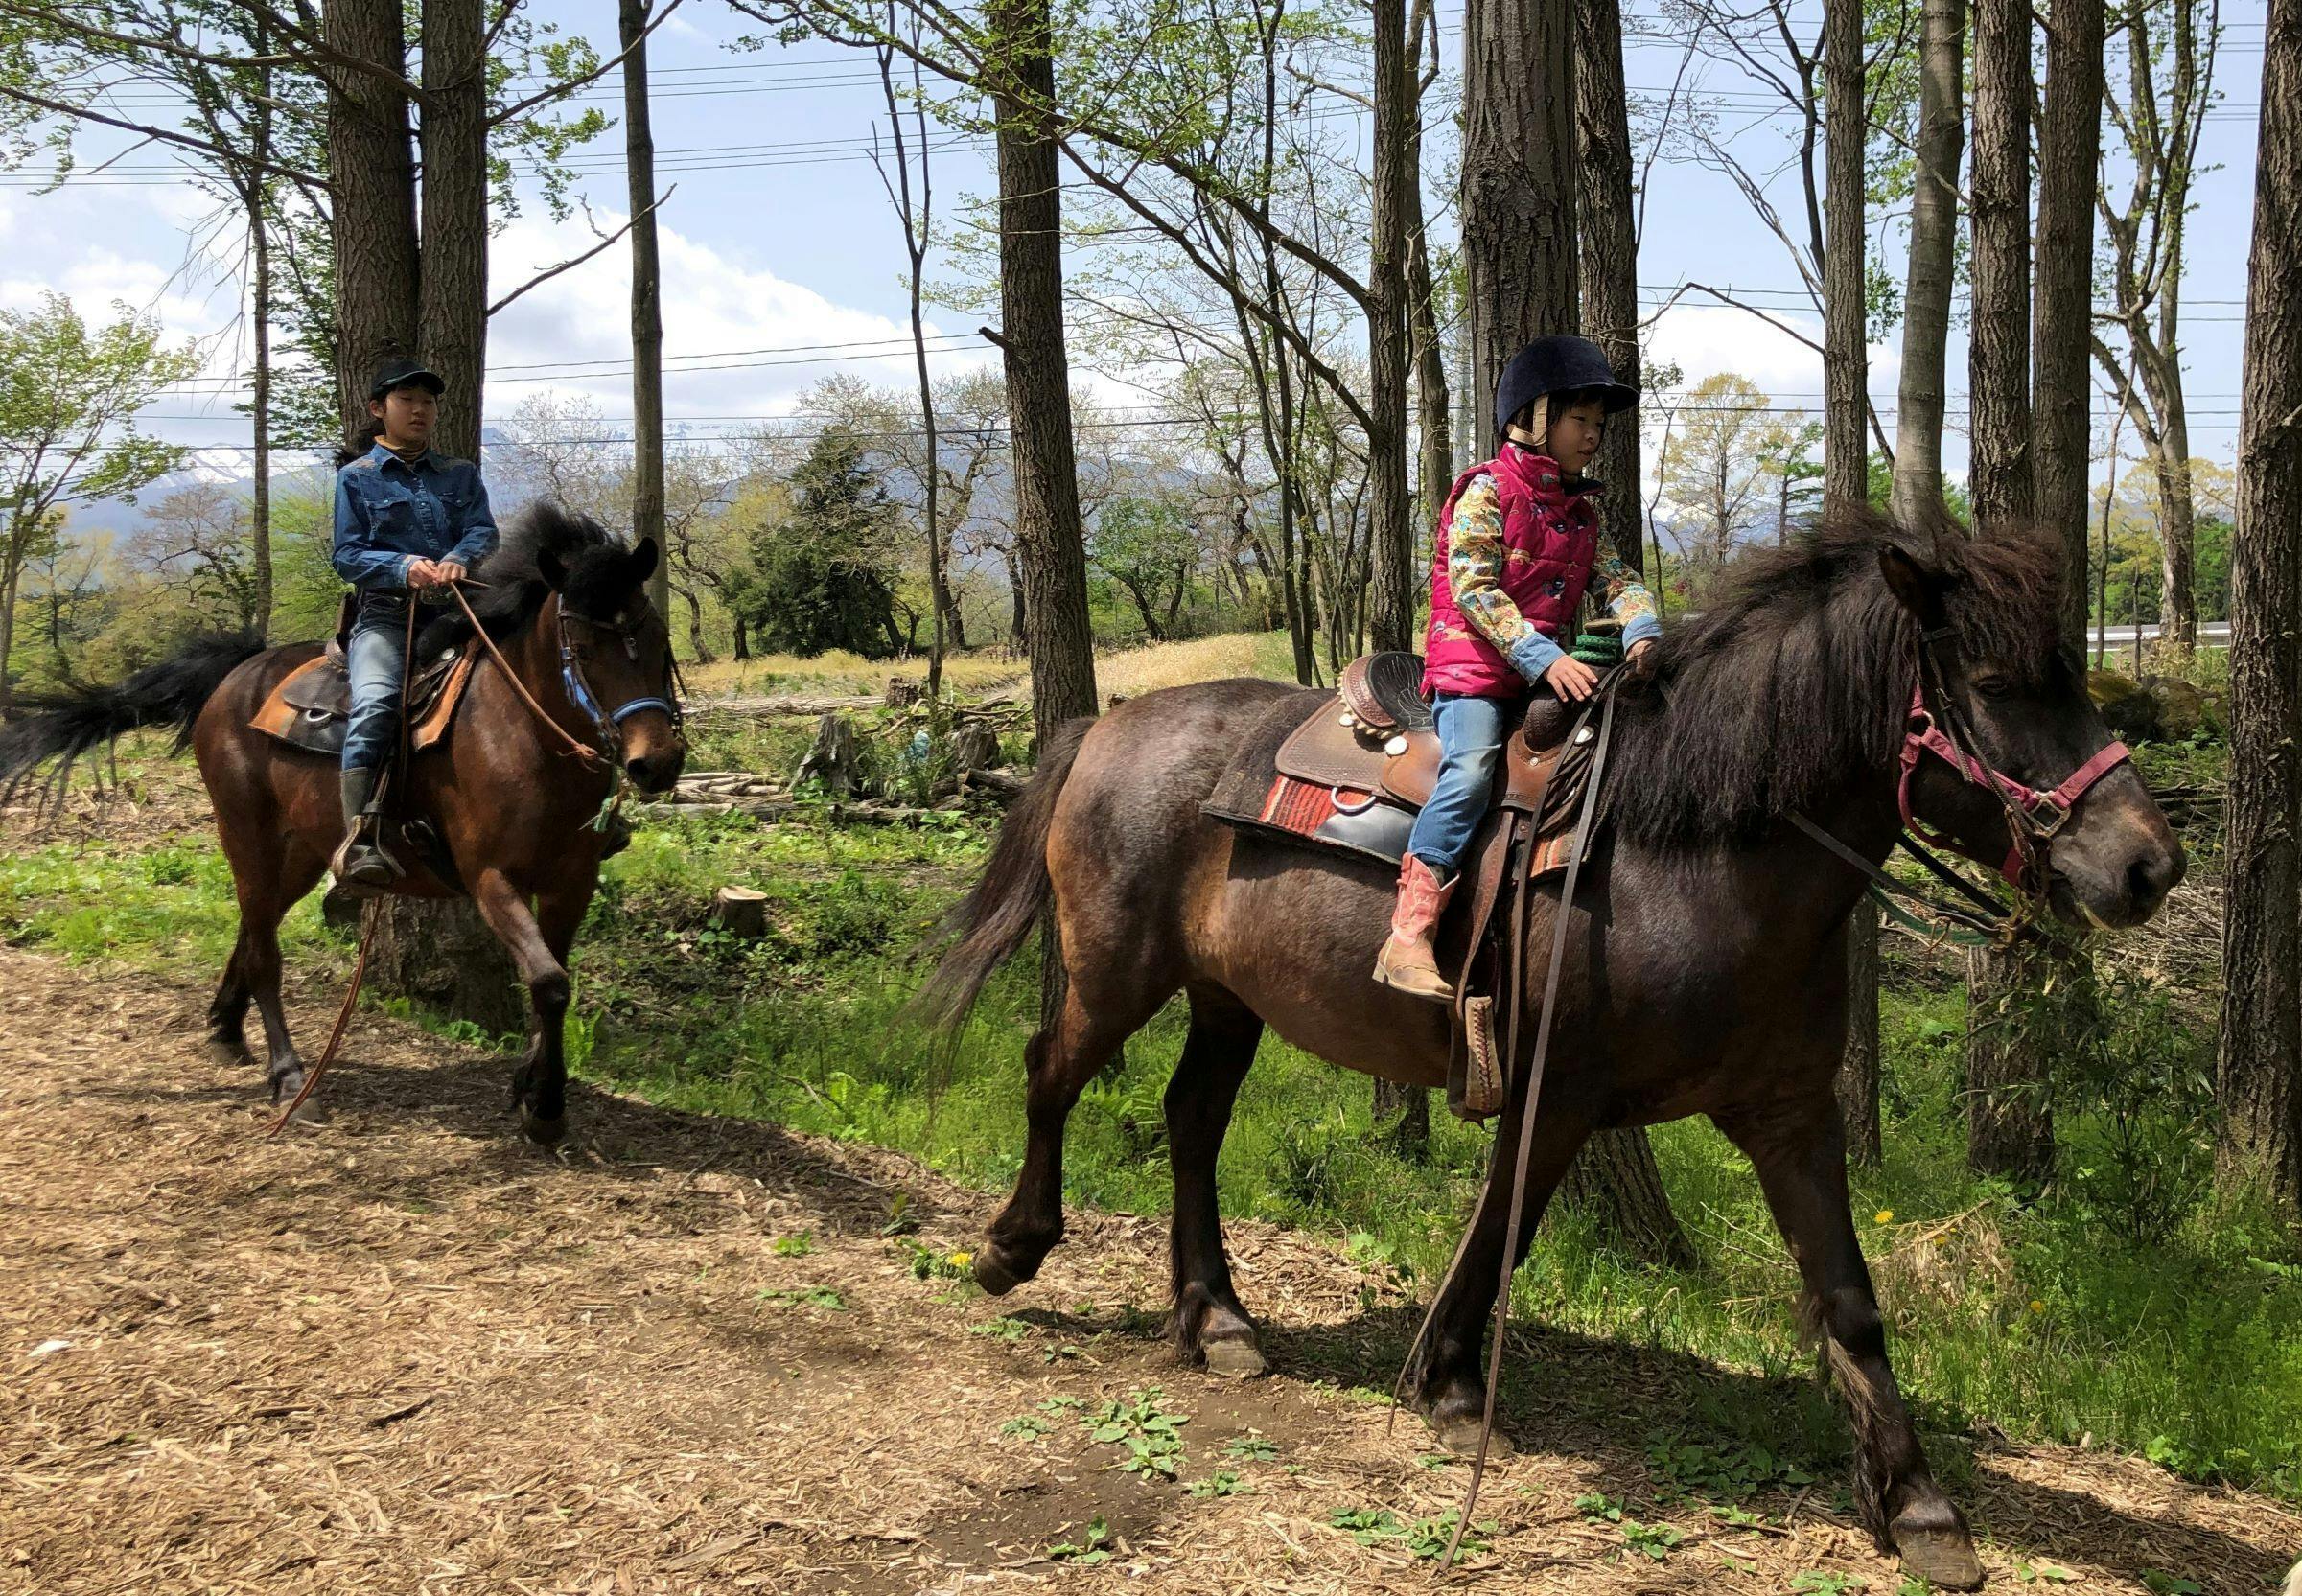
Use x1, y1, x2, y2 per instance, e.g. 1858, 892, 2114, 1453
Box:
5, 737, 2296, 1505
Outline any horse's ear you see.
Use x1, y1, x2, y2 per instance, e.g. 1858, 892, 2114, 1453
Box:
1878, 543, 1942, 622
628, 537, 660, 585
537, 547, 568, 590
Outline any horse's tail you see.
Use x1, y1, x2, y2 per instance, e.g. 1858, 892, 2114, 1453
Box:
914, 716, 1094, 1031
0, 631, 267, 808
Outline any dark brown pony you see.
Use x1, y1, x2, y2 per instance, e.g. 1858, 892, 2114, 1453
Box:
0, 505, 686, 1144
923, 511, 2183, 1589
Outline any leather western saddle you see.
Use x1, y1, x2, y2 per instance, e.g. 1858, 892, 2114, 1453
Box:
1202, 651, 1612, 1121
248, 598, 479, 761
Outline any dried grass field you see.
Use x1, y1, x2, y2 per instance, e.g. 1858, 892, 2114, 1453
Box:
2, 939, 2297, 1595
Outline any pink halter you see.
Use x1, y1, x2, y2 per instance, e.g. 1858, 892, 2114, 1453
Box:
1897, 683, 2132, 887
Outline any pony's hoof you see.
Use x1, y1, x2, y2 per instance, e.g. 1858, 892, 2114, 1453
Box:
1200, 1333, 1268, 1379
520, 1108, 567, 1146
269, 1074, 324, 1124
972, 1247, 1030, 1297
206, 1035, 251, 1066
1428, 1408, 1511, 1458
1890, 1504, 1985, 1591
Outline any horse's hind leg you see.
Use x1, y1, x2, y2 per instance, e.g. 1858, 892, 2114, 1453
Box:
1407, 1091, 1593, 1454
1164, 992, 1265, 1376
975, 965, 1169, 1296
216, 836, 327, 1106
1715, 1100, 1984, 1591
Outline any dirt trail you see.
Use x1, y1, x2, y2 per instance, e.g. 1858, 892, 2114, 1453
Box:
0, 946, 2293, 1595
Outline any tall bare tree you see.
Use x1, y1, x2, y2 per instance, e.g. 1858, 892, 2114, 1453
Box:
1574, 0, 1642, 568
2220, 0, 2302, 1218
1890, 0, 1965, 525
2035, 0, 2106, 650
1365, 0, 1415, 654
1821, 0, 1880, 1167
622, 0, 669, 621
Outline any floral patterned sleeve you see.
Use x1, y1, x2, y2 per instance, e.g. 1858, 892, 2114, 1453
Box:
1445, 474, 1562, 682
1590, 534, 1662, 648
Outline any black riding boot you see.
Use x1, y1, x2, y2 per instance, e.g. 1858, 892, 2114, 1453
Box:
335, 766, 401, 890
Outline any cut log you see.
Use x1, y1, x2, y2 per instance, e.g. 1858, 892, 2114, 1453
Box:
949, 719, 1001, 773
885, 676, 923, 708
710, 886, 770, 938
793, 713, 862, 798
957, 767, 1028, 804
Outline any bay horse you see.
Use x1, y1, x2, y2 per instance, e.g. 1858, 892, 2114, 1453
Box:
922, 511, 2183, 1589
0, 505, 685, 1143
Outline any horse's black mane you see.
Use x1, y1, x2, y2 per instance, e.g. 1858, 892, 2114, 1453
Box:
1604, 505, 2064, 848
417, 502, 634, 657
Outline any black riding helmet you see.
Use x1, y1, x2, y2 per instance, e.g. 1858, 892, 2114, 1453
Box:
1495, 335, 1636, 445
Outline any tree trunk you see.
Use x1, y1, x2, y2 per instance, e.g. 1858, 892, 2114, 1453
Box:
1573, 0, 1642, 570
1467, 0, 1686, 1266
1406, 24, 1451, 535
2220, 0, 2302, 1218
325, 0, 418, 451
0, 560, 18, 717
1823, 0, 1878, 1166
247, 35, 274, 638
732, 614, 750, 661
622, 0, 669, 619
2035, 0, 2104, 651
1890, 0, 1965, 525
417, 0, 487, 461
987, 0, 1098, 734
367, 907, 528, 1038
1459, 0, 1577, 450
1964, 0, 2052, 1183
1365, 0, 1415, 655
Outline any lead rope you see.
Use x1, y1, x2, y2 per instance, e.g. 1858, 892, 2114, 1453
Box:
1433, 676, 1624, 1572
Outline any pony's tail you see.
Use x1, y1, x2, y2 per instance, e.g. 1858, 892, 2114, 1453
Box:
913, 716, 1094, 1031
0, 631, 267, 808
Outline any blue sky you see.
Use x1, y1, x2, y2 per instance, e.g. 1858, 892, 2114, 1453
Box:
2, 0, 2269, 495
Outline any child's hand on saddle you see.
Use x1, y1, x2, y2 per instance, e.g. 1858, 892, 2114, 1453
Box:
1624, 638, 1660, 684
1543, 655, 1600, 702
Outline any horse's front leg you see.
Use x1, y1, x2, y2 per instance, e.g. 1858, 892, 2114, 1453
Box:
1715, 1099, 1984, 1591
469, 868, 576, 1145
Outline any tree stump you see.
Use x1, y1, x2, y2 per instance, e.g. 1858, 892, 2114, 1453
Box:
949, 719, 1001, 774
793, 713, 862, 798
710, 886, 769, 938
320, 884, 364, 934
885, 676, 923, 709
366, 898, 525, 1039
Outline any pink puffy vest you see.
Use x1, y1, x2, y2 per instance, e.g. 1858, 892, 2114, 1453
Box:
1422, 443, 1601, 698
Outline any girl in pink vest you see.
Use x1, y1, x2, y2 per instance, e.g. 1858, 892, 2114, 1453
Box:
1372, 335, 1660, 1001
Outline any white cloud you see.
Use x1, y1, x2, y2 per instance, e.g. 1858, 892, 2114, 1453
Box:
482, 208, 998, 426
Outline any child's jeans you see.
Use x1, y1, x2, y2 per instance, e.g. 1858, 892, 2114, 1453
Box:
1406, 691, 1513, 881
342, 617, 407, 773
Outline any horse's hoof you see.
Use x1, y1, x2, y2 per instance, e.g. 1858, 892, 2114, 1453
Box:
521, 1108, 567, 1147
1200, 1333, 1268, 1379
973, 1247, 1029, 1297
1891, 1504, 1985, 1591
1429, 1408, 1511, 1458
269, 1075, 324, 1125
206, 1035, 251, 1066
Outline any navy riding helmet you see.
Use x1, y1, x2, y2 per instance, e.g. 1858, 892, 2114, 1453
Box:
1494, 335, 1637, 443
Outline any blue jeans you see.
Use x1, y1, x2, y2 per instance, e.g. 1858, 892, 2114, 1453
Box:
1406, 692, 1513, 880
342, 619, 407, 773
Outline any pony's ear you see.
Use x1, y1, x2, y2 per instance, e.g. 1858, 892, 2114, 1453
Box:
627, 537, 660, 586
537, 546, 568, 590
1878, 543, 1943, 623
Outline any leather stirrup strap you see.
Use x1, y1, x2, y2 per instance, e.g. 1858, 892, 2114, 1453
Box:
1439, 679, 1623, 1569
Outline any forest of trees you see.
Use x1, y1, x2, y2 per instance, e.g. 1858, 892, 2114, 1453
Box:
0, 0, 2296, 1222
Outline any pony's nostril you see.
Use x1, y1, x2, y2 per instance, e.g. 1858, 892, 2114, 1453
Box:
2128, 847, 2182, 911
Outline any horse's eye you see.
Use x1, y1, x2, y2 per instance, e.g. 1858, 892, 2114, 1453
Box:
1970, 673, 2015, 701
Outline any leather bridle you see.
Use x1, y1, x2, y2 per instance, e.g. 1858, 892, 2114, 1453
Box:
1794, 624, 2133, 941
555, 608, 685, 762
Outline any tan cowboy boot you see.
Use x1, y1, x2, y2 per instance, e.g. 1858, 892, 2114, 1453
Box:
1372, 854, 1457, 1002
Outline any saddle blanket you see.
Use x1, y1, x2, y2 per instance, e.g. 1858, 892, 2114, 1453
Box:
248, 643, 478, 760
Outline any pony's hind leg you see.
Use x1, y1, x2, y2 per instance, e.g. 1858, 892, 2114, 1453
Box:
975, 968, 1170, 1296
1163, 993, 1265, 1376
219, 839, 328, 1107
1714, 1100, 1984, 1592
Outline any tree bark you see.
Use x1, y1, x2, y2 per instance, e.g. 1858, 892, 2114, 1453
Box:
2035, 0, 2104, 651
1365, 0, 1415, 656
1459, 0, 1577, 450
1573, 0, 1642, 569
1822, 0, 1878, 1165
1965, 0, 2052, 1183
986, 0, 1098, 734
622, 0, 669, 619
1890, 0, 1964, 525
1466, 0, 1687, 1266
325, 0, 419, 451
368, 908, 528, 1038
417, 0, 487, 461
1405, 2, 1451, 537
2220, 0, 2302, 1218
247, 34, 274, 638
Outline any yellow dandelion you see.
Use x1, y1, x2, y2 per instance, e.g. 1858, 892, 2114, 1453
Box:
2028, 1299, 2046, 1314
949, 1251, 973, 1268
1873, 1209, 1895, 1226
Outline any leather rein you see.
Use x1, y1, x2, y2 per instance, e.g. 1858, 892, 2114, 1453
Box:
1793, 626, 2132, 944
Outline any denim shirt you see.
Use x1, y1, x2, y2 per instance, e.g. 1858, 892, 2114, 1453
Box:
332, 444, 500, 611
